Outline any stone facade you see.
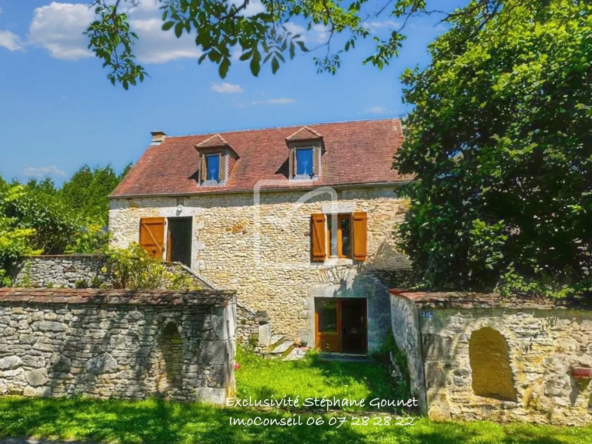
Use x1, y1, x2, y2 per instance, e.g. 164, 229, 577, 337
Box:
0, 288, 236, 405
109, 186, 411, 352
390, 291, 592, 425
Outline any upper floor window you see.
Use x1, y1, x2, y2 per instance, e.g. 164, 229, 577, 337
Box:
310, 212, 367, 262
285, 126, 324, 181
296, 148, 314, 177
206, 154, 221, 181
195, 133, 239, 186
327, 214, 352, 258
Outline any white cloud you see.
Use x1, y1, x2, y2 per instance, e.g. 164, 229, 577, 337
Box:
0, 7, 3, 14
26, 1, 202, 63
29, 2, 94, 60
0, 30, 24, 51
310, 24, 329, 44
210, 82, 243, 94
21, 165, 66, 178
364, 106, 389, 114
363, 20, 402, 33
230, 0, 266, 17
282, 22, 327, 44
284, 22, 306, 37
129, 17, 202, 63
251, 98, 295, 105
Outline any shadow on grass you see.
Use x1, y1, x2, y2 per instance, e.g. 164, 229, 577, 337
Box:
0, 397, 590, 444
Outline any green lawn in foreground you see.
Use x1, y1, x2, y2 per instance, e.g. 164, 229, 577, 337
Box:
0, 349, 590, 443
234, 347, 406, 412
0, 396, 590, 444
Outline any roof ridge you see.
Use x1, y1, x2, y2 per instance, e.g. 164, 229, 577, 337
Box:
161, 117, 403, 140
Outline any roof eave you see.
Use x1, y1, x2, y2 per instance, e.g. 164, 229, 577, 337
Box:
108, 179, 412, 200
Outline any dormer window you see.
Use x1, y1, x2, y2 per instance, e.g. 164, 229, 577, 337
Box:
296, 147, 314, 177
206, 154, 221, 181
286, 126, 324, 181
195, 134, 238, 186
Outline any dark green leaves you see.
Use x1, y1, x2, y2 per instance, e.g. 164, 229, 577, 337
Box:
395, 0, 592, 299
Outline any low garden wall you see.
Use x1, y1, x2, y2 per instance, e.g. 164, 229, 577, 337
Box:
390, 290, 592, 425
12, 255, 109, 288
10, 255, 273, 352
11, 255, 213, 290
0, 288, 236, 405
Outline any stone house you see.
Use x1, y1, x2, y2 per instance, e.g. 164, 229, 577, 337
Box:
109, 119, 411, 353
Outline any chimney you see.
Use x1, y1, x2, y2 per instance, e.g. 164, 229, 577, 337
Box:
151, 131, 166, 145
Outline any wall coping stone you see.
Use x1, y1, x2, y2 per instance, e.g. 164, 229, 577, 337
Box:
388, 289, 591, 310
0, 288, 236, 307
27, 254, 105, 258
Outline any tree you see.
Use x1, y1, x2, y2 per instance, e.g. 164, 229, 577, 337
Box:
395, 0, 592, 298
86, 0, 543, 88
0, 187, 39, 286
60, 164, 127, 227
1, 184, 78, 255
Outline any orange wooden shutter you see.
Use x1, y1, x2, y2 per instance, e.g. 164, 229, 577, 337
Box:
352, 212, 368, 261
311, 214, 326, 262
139, 217, 166, 259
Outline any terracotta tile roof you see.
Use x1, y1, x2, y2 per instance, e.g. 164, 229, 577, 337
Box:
110, 118, 407, 197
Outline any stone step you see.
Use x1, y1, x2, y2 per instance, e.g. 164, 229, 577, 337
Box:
270, 335, 285, 348
283, 347, 308, 361
270, 340, 294, 355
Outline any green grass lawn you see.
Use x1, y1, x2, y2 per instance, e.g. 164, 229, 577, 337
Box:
234, 347, 407, 413
0, 349, 590, 443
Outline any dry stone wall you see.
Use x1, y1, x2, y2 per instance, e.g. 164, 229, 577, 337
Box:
109, 186, 411, 351
0, 288, 236, 405
12, 256, 108, 288
391, 292, 592, 425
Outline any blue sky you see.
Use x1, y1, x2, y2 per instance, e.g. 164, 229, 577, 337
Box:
0, 0, 457, 185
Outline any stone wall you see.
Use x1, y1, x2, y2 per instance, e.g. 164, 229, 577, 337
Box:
109, 186, 411, 351
0, 288, 236, 405
391, 291, 592, 425
11, 256, 214, 290
389, 291, 427, 414
12, 256, 108, 288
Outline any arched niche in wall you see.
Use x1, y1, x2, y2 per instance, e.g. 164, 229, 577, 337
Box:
155, 322, 184, 393
469, 327, 517, 402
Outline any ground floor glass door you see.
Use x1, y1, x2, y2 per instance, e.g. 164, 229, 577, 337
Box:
315, 298, 367, 354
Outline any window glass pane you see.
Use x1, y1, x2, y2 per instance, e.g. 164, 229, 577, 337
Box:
318, 300, 338, 333
296, 148, 313, 176
206, 155, 220, 181
327, 214, 338, 257
341, 216, 351, 257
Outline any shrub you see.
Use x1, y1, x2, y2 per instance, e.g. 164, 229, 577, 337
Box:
104, 244, 198, 290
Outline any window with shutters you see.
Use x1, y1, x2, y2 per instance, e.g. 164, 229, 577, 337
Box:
327, 214, 352, 258
198, 150, 228, 185
288, 141, 322, 180
310, 212, 367, 262
205, 154, 220, 181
